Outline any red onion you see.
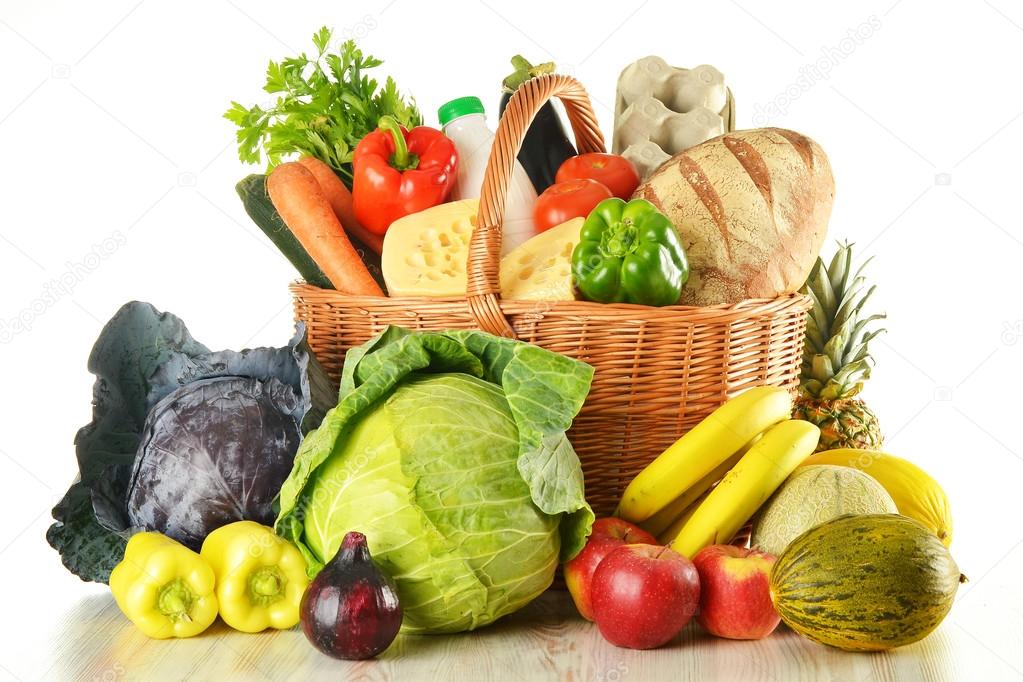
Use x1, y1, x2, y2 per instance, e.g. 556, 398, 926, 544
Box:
300, 531, 402, 659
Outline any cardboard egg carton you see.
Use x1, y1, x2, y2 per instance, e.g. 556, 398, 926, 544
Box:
613, 57, 735, 179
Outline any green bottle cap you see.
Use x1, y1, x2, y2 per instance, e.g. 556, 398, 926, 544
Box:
438, 96, 485, 126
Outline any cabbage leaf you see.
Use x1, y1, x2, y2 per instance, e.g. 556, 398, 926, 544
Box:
47, 301, 331, 583
275, 326, 594, 632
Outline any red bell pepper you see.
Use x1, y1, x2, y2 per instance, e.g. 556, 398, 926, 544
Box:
352, 116, 458, 235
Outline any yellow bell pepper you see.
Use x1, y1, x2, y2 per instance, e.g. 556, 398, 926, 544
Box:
200, 521, 309, 633
109, 532, 219, 639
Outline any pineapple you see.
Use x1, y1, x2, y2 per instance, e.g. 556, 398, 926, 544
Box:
793, 242, 886, 452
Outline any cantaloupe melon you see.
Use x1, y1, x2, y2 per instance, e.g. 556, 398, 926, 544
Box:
752, 464, 896, 556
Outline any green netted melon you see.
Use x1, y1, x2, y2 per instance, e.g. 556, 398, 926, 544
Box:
771, 514, 964, 651
752, 464, 896, 556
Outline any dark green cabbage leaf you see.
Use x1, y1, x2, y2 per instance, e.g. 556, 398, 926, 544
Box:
47, 301, 332, 583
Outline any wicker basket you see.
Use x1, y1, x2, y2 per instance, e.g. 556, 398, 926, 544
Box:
292, 74, 811, 516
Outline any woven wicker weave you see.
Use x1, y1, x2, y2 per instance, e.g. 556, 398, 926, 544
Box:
292, 74, 811, 516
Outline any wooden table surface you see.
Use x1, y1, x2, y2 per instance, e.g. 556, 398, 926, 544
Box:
33, 586, 1019, 682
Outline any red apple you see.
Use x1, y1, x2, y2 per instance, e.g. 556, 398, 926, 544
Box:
564, 518, 657, 620
591, 544, 701, 649
692, 545, 780, 640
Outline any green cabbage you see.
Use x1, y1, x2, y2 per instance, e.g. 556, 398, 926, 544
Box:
275, 327, 594, 633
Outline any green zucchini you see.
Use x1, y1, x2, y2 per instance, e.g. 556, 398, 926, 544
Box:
236, 174, 387, 292
770, 514, 964, 651
236, 174, 332, 289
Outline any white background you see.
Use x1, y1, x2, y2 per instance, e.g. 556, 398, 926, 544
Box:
2, 0, 1022, 678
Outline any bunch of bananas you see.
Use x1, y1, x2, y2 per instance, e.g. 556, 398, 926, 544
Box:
616, 386, 821, 558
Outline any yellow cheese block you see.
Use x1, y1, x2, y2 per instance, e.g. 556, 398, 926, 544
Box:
499, 217, 583, 302
382, 200, 478, 297
383, 201, 581, 301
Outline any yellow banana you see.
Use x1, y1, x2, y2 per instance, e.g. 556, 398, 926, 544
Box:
670, 419, 820, 558
616, 386, 793, 522
638, 436, 760, 537
638, 455, 739, 537
657, 491, 709, 545
802, 449, 953, 547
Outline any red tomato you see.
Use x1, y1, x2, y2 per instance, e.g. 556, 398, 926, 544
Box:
534, 179, 613, 232
556, 153, 640, 200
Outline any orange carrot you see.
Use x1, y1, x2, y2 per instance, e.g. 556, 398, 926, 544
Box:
267, 162, 383, 296
298, 156, 384, 254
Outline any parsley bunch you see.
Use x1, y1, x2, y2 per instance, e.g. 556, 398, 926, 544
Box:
225, 27, 422, 186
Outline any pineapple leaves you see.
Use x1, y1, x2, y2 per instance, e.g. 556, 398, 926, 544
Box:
849, 329, 885, 363
805, 286, 831, 346
849, 314, 886, 350
827, 243, 852, 298
831, 279, 868, 332
852, 253, 876, 283
808, 261, 838, 324
823, 324, 849, 370
800, 242, 886, 401
803, 315, 827, 355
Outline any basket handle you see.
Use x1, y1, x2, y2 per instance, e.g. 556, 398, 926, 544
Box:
465, 73, 606, 337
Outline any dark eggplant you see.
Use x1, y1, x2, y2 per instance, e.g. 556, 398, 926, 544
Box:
498, 56, 576, 194
301, 532, 402, 660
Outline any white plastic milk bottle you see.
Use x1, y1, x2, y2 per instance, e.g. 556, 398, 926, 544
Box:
439, 96, 538, 254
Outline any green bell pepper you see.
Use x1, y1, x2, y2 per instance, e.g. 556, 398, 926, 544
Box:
571, 198, 688, 306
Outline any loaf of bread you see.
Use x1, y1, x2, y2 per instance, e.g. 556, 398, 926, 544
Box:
633, 128, 833, 306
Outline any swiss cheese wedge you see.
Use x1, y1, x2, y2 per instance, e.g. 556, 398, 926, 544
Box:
499, 217, 583, 301
382, 200, 478, 297
383, 201, 583, 301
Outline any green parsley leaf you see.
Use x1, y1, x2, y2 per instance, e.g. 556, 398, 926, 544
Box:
226, 27, 422, 186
